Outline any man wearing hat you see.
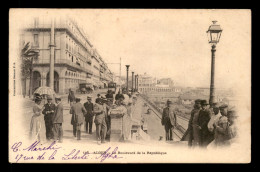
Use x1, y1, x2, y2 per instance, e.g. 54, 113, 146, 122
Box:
42, 96, 56, 140
161, 100, 177, 141
197, 100, 212, 147
182, 99, 202, 147
53, 96, 64, 143
70, 98, 87, 140
84, 96, 94, 134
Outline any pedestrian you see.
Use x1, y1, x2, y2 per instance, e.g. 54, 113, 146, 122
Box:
213, 104, 230, 147
132, 95, 137, 105
53, 96, 64, 143
227, 110, 238, 145
184, 99, 201, 147
29, 96, 46, 141
197, 100, 212, 147
208, 104, 222, 136
42, 96, 55, 141
103, 97, 112, 141
83, 96, 94, 134
70, 98, 87, 140
161, 100, 177, 141
93, 98, 107, 144
109, 94, 128, 141
68, 89, 76, 106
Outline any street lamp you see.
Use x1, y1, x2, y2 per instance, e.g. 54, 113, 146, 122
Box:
135, 74, 137, 91
132, 71, 134, 92
125, 65, 130, 92
207, 21, 222, 107
136, 74, 139, 92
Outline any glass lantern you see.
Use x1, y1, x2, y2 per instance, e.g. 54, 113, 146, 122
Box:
207, 21, 222, 44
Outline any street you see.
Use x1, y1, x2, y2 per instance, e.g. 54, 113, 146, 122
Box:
20, 89, 181, 145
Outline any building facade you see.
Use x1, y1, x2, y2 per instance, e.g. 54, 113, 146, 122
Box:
21, 16, 113, 95
138, 73, 181, 94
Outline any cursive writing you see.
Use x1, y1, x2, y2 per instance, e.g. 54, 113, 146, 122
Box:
62, 149, 89, 160
23, 141, 62, 152
11, 142, 22, 152
95, 147, 123, 162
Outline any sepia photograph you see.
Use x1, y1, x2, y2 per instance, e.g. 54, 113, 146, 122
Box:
8, 9, 251, 163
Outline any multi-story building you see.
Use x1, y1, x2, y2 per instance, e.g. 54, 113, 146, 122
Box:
138, 73, 157, 93
21, 16, 113, 94
138, 73, 181, 94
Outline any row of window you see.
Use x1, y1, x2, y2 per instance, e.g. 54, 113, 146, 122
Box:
65, 70, 86, 78
139, 87, 176, 92
66, 20, 92, 51
65, 79, 82, 84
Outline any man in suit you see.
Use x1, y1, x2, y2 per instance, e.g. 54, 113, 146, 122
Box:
70, 98, 87, 140
184, 99, 201, 147
198, 100, 212, 147
161, 100, 177, 141
42, 96, 56, 141
83, 96, 94, 134
53, 96, 63, 143
68, 89, 76, 106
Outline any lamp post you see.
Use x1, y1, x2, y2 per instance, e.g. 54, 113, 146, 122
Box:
136, 74, 139, 92
135, 74, 137, 91
132, 71, 134, 92
207, 21, 222, 107
125, 65, 130, 92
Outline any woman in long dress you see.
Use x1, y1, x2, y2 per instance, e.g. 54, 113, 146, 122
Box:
122, 98, 133, 140
29, 96, 46, 142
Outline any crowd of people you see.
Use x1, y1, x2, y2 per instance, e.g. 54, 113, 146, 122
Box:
182, 99, 238, 148
29, 89, 238, 148
29, 88, 138, 145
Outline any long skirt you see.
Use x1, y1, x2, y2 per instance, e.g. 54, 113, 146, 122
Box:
123, 115, 132, 140
29, 115, 46, 142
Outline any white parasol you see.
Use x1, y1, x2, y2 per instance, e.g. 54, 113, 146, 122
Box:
33, 86, 56, 95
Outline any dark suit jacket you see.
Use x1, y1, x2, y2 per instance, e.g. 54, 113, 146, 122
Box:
42, 103, 56, 119
83, 102, 94, 117
53, 103, 63, 123
198, 109, 211, 134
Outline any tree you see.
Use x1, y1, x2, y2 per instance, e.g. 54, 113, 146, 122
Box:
20, 42, 39, 98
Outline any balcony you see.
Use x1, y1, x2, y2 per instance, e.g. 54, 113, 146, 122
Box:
33, 58, 93, 75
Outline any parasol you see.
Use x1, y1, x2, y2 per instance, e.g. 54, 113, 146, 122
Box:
33, 86, 56, 95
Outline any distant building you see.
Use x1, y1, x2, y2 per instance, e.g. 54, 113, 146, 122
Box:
138, 73, 157, 93
138, 73, 181, 94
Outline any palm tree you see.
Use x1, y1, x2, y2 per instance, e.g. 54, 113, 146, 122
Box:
20, 42, 39, 98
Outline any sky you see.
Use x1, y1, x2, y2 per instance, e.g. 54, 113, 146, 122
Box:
16, 9, 251, 89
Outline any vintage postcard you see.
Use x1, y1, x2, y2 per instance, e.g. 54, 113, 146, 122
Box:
9, 9, 251, 163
